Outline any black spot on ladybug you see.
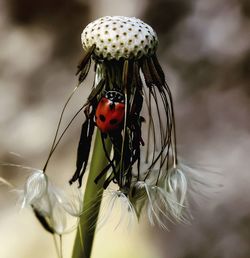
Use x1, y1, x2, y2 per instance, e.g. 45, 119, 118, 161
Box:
109, 102, 115, 110
99, 115, 106, 122
110, 119, 118, 125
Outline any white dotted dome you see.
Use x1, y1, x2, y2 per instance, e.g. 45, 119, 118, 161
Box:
81, 16, 158, 60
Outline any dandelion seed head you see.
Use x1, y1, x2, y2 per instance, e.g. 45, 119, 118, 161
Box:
81, 16, 158, 60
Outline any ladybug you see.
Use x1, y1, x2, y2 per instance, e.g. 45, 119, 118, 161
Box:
95, 90, 125, 133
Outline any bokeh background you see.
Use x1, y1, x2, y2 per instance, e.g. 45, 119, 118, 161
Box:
1, 0, 250, 257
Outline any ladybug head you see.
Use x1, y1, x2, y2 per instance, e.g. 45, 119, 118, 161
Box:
104, 90, 125, 104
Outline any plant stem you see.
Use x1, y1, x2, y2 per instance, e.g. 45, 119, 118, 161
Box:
71, 130, 111, 258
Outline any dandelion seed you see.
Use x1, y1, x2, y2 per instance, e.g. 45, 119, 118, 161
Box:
59, 186, 83, 217
164, 166, 188, 220
21, 169, 47, 208
98, 189, 137, 230
12, 164, 81, 235
31, 181, 80, 235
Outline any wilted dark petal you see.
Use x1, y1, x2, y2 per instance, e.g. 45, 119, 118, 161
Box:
69, 117, 95, 187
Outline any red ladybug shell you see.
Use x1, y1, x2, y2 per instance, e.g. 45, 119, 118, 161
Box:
95, 92, 125, 133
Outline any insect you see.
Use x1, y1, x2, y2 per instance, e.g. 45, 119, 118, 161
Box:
95, 90, 125, 133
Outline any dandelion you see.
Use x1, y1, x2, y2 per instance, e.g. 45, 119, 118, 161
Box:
0, 15, 213, 258
67, 15, 193, 230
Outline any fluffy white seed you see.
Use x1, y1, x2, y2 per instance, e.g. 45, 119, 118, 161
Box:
81, 16, 158, 60
21, 170, 47, 208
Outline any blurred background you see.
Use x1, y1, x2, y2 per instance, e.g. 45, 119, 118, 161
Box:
0, 0, 250, 257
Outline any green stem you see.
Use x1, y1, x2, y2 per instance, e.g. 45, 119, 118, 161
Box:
71, 130, 112, 258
